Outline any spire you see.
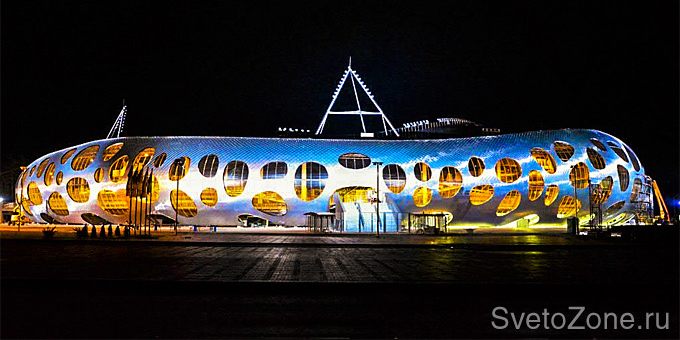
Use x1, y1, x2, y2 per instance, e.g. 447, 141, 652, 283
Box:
315, 60, 400, 137
106, 100, 127, 139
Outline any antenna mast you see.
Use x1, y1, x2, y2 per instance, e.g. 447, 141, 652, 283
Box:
106, 100, 127, 139
315, 58, 400, 137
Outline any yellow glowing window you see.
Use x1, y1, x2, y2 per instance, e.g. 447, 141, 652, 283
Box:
438, 166, 463, 198
630, 178, 643, 202
294, 162, 327, 201
527, 170, 544, 201
71, 145, 100, 171
36, 158, 50, 178
21, 199, 33, 216
552, 141, 574, 162
382, 164, 406, 194
56, 171, 63, 185
109, 155, 130, 183
102, 143, 124, 161
29, 165, 36, 177
557, 196, 582, 218
153, 153, 167, 168
544, 184, 559, 206
469, 185, 494, 205
496, 190, 521, 216
495, 158, 522, 183
132, 148, 155, 173
44, 162, 56, 186
468, 157, 485, 177
27, 182, 42, 205
586, 148, 606, 170
530, 148, 557, 174
200, 187, 219, 207
590, 138, 607, 152
252, 191, 287, 216
94, 168, 104, 183
260, 161, 288, 179
414, 162, 432, 182
66, 177, 90, 203
170, 190, 198, 218
569, 162, 589, 189
623, 144, 640, 172
617, 165, 629, 191
48, 192, 69, 216
592, 176, 613, 205
169, 156, 191, 181
413, 186, 432, 207
338, 153, 371, 169
198, 154, 220, 178
607, 141, 629, 163
97, 189, 129, 215
61, 148, 77, 164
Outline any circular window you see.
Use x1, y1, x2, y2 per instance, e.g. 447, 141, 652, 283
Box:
200, 187, 219, 207
382, 164, 406, 194
413, 187, 432, 207
569, 162, 590, 189
66, 177, 90, 203
495, 158, 522, 183
294, 162, 327, 201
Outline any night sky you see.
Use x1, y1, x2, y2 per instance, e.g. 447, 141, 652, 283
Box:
1, 1, 678, 200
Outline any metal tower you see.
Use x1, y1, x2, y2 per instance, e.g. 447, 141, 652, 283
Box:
106, 102, 127, 139
315, 58, 400, 137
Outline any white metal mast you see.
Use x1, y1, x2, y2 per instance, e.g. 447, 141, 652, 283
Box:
315, 58, 400, 137
106, 101, 127, 139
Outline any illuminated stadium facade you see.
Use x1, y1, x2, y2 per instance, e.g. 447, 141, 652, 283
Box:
14, 63, 653, 232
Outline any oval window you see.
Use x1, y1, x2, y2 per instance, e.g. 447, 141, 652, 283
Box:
198, 154, 220, 178
382, 164, 406, 194
97, 189, 129, 215
557, 196, 581, 219
102, 142, 124, 161
56, 171, 64, 185
169, 157, 191, 181
468, 157, 485, 177
607, 141, 629, 163
496, 190, 521, 216
470, 185, 494, 205
260, 161, 288, 179
586, 148, 606, 170
623, 144, 640, 172
131, 148, 155, 173
438, 166, 463, 198
413, 187, 432, 207
530, 148, 557, 174
109, 155, 130, 183
553, 141, 574, 162
414, 162, 432, 182
27, 182, 43, 205
48, 192, 69, 216
527, 170, 544, 201
36, 158, 50, 178
569, 162, 589, 189
544, 185, 559, 206
66, 177, 90, 203
495, 158, 522, 183
294, 162, 327, 201
170, 190, 198, 217
153, 153, 167, 168
200, 187, 219, 207
590, 138, 607, 152
71, 145, 100, 171
617, 165, 629, 191
94, 168, 104, 183
44, 162, 56, 186
338, 153, 371, 169
61, 148, 77, 164
252, 191, 287, 216
224, 160, 249, 197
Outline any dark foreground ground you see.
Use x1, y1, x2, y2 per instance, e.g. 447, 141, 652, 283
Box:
1, 232, 678, 338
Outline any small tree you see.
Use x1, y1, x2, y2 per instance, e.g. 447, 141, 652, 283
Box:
108, 225, 113, 238
115, 225, 121, 237
81, 225, 88, 238
100, 225, 106, 238
91, 225, 97, 238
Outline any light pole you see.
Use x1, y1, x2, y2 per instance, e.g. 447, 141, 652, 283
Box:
372, 162, 383, 238
172, 158, 185, 235
571, 164, 579, 233
18, 166, 26, 232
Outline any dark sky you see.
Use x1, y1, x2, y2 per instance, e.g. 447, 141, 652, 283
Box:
1, 0, 678, 199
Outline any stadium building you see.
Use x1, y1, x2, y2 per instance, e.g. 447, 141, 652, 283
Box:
14, 63, 657, 232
